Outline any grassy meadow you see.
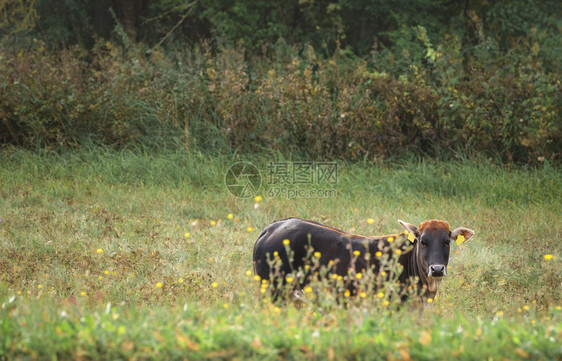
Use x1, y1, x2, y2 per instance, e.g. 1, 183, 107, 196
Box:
0, 148, 561, 360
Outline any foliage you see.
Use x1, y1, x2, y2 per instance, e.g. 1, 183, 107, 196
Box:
1, 299, 560, 360
1, 35, 560, 163
0, 1, 561, 163
0, 149, 561, 359
0, 0, 37, 36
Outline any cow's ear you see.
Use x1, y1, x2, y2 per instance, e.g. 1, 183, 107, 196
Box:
451, 227, 474, 246
398, 220, 419, 239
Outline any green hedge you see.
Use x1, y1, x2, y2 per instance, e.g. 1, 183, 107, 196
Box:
1, 36, 560, 163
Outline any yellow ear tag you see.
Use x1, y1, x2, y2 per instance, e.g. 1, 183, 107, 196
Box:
456, 234, 466, 246
407, 232, 416, 243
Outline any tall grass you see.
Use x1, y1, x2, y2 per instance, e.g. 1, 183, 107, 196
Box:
1, 38, 560, 163
0, 148, 560, 359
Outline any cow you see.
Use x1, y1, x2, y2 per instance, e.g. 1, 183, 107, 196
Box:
252, 217, 474, 303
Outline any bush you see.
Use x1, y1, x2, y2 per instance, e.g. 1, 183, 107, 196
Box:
0, 36, 559, 163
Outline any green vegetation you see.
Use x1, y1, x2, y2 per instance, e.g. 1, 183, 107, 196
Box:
1, 0, 561, 163
1, 1, 561, 359
0, 149, 561, 359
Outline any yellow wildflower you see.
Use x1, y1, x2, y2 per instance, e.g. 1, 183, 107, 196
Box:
211, 282, 218, 288
227, 213, 233, 219
367, 218, 375, 225
544, 254, 553, 261
254, 195, 263, 202
353, 250, 360, 256
375, 251, 382, 257
96, 248, 103, 254
314, 251, 321, 258
156, 282, 163, 288
283, 239, 290, 245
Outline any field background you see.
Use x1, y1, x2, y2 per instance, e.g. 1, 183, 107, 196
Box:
1, 149, 560, 360
1, 0, 561, 359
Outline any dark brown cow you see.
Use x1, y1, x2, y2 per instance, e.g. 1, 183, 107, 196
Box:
253, 217, 474, 302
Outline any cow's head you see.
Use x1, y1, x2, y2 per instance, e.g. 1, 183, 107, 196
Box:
398, 219, 474, 291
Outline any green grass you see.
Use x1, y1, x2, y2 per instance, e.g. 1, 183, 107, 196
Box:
0, 148, 561, 360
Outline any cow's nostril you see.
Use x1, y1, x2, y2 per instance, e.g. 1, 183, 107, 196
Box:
429, 264, 446, 277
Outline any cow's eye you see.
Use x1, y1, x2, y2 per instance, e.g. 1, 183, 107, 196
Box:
444, 240, 450, 246
420, 241, 427, 247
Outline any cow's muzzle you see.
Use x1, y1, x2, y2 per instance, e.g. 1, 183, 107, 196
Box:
428, 264, 447, 278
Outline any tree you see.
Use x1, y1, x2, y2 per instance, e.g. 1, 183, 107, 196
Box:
0, 0, 37, 37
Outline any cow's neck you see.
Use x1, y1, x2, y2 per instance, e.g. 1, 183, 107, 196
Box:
402, 242, 438, 299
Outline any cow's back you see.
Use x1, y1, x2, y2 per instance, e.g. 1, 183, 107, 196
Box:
253, 218, 361, 282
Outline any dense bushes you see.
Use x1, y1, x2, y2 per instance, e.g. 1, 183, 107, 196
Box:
1, 0, 560, 163
1, 33, 559, 163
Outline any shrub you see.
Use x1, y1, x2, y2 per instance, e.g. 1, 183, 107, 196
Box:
0, 37, 559, 163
